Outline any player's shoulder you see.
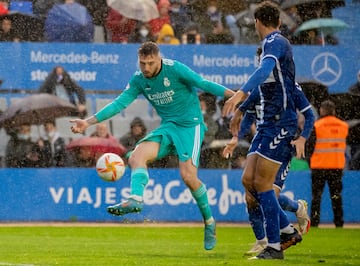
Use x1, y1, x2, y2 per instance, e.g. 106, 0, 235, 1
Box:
265, 31, 288, 45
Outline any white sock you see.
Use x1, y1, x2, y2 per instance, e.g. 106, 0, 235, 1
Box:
130, 195, 143, 202
268, 242, 281, 251
280, 224, 295, 234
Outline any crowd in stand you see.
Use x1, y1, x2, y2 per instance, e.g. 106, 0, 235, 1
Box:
0, 0, 343, 45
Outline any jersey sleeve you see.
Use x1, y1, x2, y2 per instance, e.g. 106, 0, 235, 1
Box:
175, 61, 228, 97
241, 57, 276, 93
95, 77, 141, 122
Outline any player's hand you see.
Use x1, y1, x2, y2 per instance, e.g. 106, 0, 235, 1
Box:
291, 136, 306, 159
222, 90, 246, 116
70, 119, 88, 134
223, 136, 239, 159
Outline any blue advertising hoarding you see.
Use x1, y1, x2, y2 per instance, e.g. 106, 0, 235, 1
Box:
0, 43, 358, 94
0, 168, 359, 223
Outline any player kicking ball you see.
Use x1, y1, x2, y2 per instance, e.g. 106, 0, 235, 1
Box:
70, 41, 234, 250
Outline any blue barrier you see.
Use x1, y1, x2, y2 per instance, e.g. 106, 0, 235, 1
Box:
0, 43, 358, 94
0, 168, 359, 223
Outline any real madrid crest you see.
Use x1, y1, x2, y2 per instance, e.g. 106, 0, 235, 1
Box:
164, 77, 170, 87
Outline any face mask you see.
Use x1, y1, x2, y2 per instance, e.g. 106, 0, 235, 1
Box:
139, 29, 149, 37
18, 133, 30, 140
47, 130, 55, 138
163, 36, 172, 42
170, 7, 180, 13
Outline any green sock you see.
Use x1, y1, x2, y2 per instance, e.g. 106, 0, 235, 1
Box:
130, 168, 149, 198
191, 183, 214, 224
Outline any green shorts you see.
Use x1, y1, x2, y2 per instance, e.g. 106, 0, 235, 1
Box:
138, 122, 206, 167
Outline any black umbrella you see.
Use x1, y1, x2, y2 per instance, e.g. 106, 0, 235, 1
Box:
0, 93, 78, 129
0, 12, 44, 41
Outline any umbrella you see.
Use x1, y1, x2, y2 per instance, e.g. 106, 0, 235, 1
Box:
281, 0, 345, 10
0, 93, 78, 129
294, 18, 349, 46
45, 2, 94, 42
107, 0, 159, 22
66, 137, 127, 156
0, 12, 44, 41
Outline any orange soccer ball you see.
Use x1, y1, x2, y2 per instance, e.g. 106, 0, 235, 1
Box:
96, 153, 125, 182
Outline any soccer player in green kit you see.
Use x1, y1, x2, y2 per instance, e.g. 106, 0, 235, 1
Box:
70, 42, 234, 250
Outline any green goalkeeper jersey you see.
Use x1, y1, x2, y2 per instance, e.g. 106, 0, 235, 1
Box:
95, 58, 228, 127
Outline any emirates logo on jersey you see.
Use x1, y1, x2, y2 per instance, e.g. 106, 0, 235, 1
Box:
163, 77, 170, 87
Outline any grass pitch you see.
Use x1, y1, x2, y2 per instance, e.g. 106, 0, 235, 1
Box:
0, 223, 358, 266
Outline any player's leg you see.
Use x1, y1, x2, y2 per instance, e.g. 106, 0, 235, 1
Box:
244, 190, 267, 256
252, 155, 283, 259
274, 186, 302, 250
179, 159, 216, 250
107, 141, 159, 216
278, 194, 310, 234
178, 123, 216, 250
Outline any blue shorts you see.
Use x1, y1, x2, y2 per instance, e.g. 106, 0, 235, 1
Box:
248, 126, 295, 188
139, 122, 205, 167
273, 149, 294, 189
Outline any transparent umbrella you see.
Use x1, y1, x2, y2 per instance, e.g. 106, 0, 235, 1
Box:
107, 0, 159, 22
294, 18, 349, 46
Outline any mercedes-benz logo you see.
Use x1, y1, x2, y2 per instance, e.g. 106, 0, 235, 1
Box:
311, 52, 342, 86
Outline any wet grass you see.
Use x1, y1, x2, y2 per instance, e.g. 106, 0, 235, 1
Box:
0, 225, 358, 265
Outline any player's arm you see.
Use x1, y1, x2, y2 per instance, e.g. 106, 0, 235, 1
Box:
222, 57, 275, 116
291, 107, 315, 159
175, 61, 234, 98
71, 80, 140, 134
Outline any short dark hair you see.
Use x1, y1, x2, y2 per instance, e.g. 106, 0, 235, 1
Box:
138, 41, 160, 57
254, 1, 280, 28
320, 100, 336, 116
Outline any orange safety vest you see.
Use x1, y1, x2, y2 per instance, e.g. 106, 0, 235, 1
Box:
310, 116, 348, 169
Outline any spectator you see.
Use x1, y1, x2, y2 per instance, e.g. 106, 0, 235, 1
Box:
38, 66, 87, 118
169, 0, 191, 40
156, 23, 180, 45
119, 117, 147, 159
105, 7, 137, 43
192, 0, 233, 44
181, 22, 202, 44
38, 120, 68, 167
307, 100, 348, 227
0, 17, 20, 42
90, 122, 127, 160
90, 122, 115, 140
128, 21, 156, 44
198, 92, 219, 168
78, 0, 109, 42
5, 124, 46, 168
71, 146, 96, 167
149, 0, 171, 38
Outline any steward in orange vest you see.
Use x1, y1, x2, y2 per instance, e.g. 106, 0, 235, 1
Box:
310, 112, 348, 169
308, 100, 348, 228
